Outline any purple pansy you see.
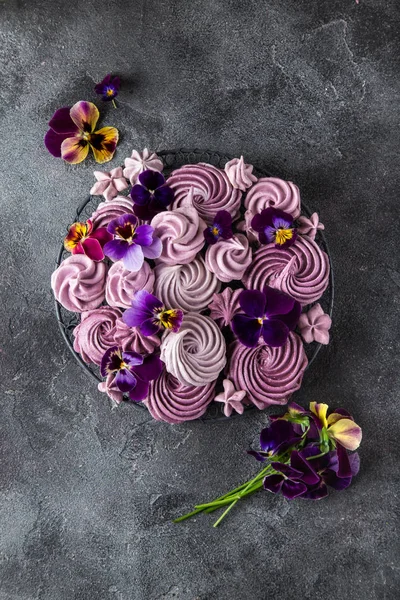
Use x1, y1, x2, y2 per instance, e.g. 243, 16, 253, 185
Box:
251, 207, 297, 248
248, 419, 302, 462
130, 170, 174, 220
263, 450, 321, 500
231, 286, 301, 348
100, 346, 163, 402
103, 213, 162, 272
94, 74, 121, 102
204, 210, 233, 245
123, 290, 183, 336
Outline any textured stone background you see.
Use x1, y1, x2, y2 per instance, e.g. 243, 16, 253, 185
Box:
1, 0, 399, 598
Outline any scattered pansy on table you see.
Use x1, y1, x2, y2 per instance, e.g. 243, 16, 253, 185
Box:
51, 149, 333, 423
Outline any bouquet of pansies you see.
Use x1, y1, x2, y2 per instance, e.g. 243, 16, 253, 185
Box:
52, 147, 332, 423
175, 401, 362, 527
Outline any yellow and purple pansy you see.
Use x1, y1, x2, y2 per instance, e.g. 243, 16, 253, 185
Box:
64, 218, 112, 261
94, 74, 121, 104
251, 207, 297, 248
123, 290, 183, 336
44, 101, 119, 164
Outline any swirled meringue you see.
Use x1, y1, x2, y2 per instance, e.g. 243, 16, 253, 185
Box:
167, 163, 242, 225
90, 196, 135, 229
160, 313, 226, 386
224, 156, 257, 191
51, 255, 107, 313
153, 257, 221, 313
113, 318, 161, 354
151, 204, 206, 265
208, 287, 242, 327
105, 260, 155, 309
243, 235, 330, 305
205, 234, 252, 283
123, 148, 163, 185
73, 306, 122, 365
145, 369, 215, 423
227, 333, 308, 409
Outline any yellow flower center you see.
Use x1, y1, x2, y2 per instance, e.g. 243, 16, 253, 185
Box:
157, 309, 178, 329
106, 88, 114, 96
275, 228, 293, 245
212, 226, 220, 236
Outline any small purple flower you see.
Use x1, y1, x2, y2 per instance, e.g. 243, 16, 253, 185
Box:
103, 213, 162, 272
263, 450, 321, 499
251, 207, 297, 248
130, 170, 174, 220
231, 286, 301, 348
248, 419, 302, 462
95, 74, 121, 103
204, 210, 233, 245
123, 290, 183, 336
100, 346, 163, 402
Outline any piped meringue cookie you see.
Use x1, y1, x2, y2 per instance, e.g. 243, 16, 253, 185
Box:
145, 369, 215, 424
224, 156, 257, 191
167, 163, 242, 225
73, 306, 122, 365
298, 303, 331, 344
113, 318, 161, 354
297, 212, 325, 241
227, 333, 308, 410
51, 254, 107, 313
153, 256, 221, 313
98, 374, 124, 405
90, 195, 135, 230
160, 312, 226, 386
151, 201, 207, 265
123, 148, 163, 185
214, 379, 247, 417
243, 235, 330, 306
105, 260, 155, 309
205, 233, 252, 283
208, 287, 243, 328
90, 167, 128, 202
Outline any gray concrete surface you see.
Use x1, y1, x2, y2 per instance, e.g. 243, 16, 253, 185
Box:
1, 0, 399, 598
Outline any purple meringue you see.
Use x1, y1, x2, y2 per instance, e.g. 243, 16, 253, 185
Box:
298, 303, 331, 344
208, 288, 243, 328
224, 156, 257, 191
90, 167, 128, 202
113, 317, 161, 354
98, 374, 124, 405
297, 213, 325, 241
123, 148, 163, 185
205, 233, 252, 283
73, 306, 122, 365
105, 260, 155, 309
214, 379, 247, 417
51, 254, 107, 313
90, 196, 136, 230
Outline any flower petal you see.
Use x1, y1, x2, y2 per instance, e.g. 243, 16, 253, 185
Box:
309, 402, 329, 429
239, 289, 266, 318
131, 184, 151, 206
139, 318, 160, 336
138, 169, 165, 190
262, 319, 289, 347
128, 379, 149, 402
301, 482, 329, 500
122, 244, 144, 272
44, 129, 72, 157
231, 314, 262, 347
328, 418, 362, 451
141, 236, 162, 259
336, 443, 352, 478
121, 351, 143, 368
323, 470, 352, 491
115, 368, 137, 393
271, 462, 304, 479
100, 346, 121, 377
90, 127, 119, 164
263, 285, 295, 317
133, 354, 163, 382
48, 107, 78, 134
247, 450, 268, 462
135, 224, 155, 247
290, 450, 320, 486
260, 420, 299, 454
61, 137, 89, 164
281, 479, 307, 500
81, 237, 104, 261
263, 474, 284, 494
107, 213, 137, 236
349, 452, 360, 477
70, 101, 99, 133
154, 185, 174, 207
90, 227, 113, 246
103, 239, 129, 261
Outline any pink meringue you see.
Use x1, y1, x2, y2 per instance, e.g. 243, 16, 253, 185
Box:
224, 156, 257, 191
113, 318, 161, 354
297, 212, 325, 241
98, 374, 124, 405
90, 167, 128, 202
298, 303, 331, 344
208, 288, 242, 328
73, 306, 122, 365
90, 196, 135, 230
205, 234, 252, 283
51, 254, 107, 313
214, 379, 246, 417
123, 148, 163, 185
105, 260, 154, 309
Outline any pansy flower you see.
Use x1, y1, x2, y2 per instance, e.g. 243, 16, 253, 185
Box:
123, 290, 183, 336
130, 170, 174, 220
231, 286, 301, 348
103, 214, 162, 272
309, 402, 362, 452
64, 218, 112, 261
204, 210, 233, 245
248, 419, 302, 462
263, 450, 321, 500
44, 101, 119, 164
251, 208, 297, 248
100, 346, 163, 402
94, 74, 121, 105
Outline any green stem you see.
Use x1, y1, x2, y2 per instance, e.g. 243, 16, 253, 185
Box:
213, 498, 240, 528
112, 99, 117, 109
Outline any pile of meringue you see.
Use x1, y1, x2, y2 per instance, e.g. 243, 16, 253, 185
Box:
52, 149, 332, 423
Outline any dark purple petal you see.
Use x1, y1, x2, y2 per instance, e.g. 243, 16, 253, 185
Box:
134, 290, 163, 313
263, 474, 284, 494
139, 317, 161, 336
138, 169, 165, 190
133, 198, 166, 220
290, 450, 320, 486
306, 419, 320, 440
272, 215, 293, 230
231, 314, 262, 347
336, 443, 352, 479
115, 368, 137, 393
239, 289, 266, 318
271, 462, 304, 479
263, 226, 277, 244
251, 208, 275, 232
135, 224, 155, 247
133, 354, 164, 382
263, 286, 295, 317
128, 379, 149, 402
332, 408, 353, 419
123, 307, 150, 329
247, 450, 268, 462
204, 228, 219, 245
48, 106, 78, 134
100, 346, 120, 377
154, 185, 174, 207
323, 470, 352, 491
95, 74, 112, 93
121, 351, 143, 368
104, 239, 129, 261
214, 210, 233, 238
44, 129, 71, 157
262, 319, 290, 347
260, 420, 299, 454
123, 244, 144, 271
301, 482, 329, 500
131, 184, 151, 206
300, 446, 331, 473
273, 300, 301, 331
281, 479, 308, 500
348, 452, 360, 477
107, 214, 137, 235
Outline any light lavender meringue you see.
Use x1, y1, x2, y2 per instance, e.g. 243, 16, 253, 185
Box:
123, 148, 163, 185
224, 156, 257, 191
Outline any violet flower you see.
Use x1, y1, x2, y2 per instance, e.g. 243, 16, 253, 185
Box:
101, 346, 163, 402
231, 286, 301, 348
103, 214, 162, 272
247, 419, 302, 462
123, 290, 183, 337
251, 207, 297, 248
263, 450, 321, 499
130, 170, 174, 220
64, 218, 112, 261
204, 210, 233, 245
95, 74, 121, 106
